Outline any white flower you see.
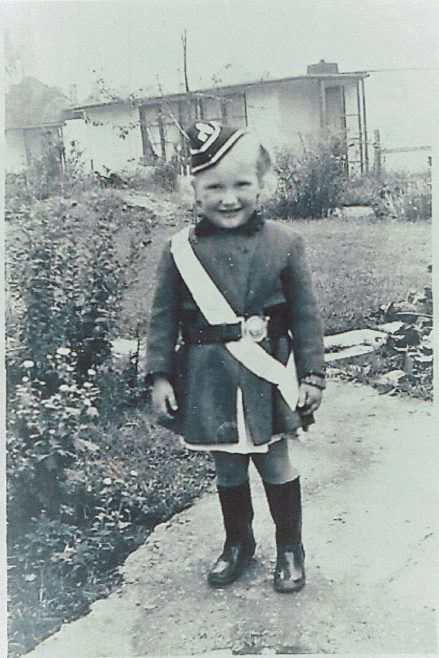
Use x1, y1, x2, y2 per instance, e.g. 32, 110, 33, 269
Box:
86, 406, 99, 418
59, 384, 70, 392
103, 477, 112, 486
56, 347, 71, 356
87, 368, 96, 376
22, 360, 35, 369
22, 376, 29, 383
83, 382, 93, 389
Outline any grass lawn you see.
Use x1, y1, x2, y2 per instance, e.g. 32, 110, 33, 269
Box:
294, 217, 432, 334
122, 212, 432, 338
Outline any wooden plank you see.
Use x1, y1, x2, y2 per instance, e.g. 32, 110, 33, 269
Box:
325, 345, 376, 362
324, 328, 387, 350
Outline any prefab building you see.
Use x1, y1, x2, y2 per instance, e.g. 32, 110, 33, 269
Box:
65, 61, 369, 176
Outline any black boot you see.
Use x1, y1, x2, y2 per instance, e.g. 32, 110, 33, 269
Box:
208, 481, 256, 587
263, 478, 305, 593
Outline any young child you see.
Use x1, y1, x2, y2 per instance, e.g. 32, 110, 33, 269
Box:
146, 121, 325, 593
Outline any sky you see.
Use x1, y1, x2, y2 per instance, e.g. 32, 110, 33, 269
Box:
2, 0, 439, 161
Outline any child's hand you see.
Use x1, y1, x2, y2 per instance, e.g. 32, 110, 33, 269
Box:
297, 383, 322, 415
151, 376, 178, 422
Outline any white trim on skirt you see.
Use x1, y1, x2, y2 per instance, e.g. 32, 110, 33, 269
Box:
180, 387, 288, 454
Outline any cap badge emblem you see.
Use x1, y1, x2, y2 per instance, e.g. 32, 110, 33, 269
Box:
195, 122, 216, 143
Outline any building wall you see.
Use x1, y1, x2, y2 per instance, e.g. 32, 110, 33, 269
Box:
245, 85, 282, 149
276, 79, 321, 147
63, 104, 143, 173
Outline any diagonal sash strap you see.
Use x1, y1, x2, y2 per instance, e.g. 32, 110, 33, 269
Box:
170, 226, 299, 412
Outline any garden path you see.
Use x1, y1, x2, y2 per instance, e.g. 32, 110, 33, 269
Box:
24, 380, 438, 656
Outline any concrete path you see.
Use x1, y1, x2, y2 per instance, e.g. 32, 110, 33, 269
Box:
25, 381, 438, 656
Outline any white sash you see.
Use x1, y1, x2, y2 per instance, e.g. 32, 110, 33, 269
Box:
170, 226, 299, 412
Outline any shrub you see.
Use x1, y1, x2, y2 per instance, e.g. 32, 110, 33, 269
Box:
6, 188, 154, 383
341, 170, 432, 221
266, 131, 346, 219
5, 140, 90, 209
6, 187, 156, 534
150, 158, 180, 192
7, 349, 101, 534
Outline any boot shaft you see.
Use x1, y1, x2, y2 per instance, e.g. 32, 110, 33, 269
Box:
263, 478, 302, 547
217, 481, 255, 545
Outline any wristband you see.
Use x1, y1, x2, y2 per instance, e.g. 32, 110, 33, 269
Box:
300, 373, 326, 390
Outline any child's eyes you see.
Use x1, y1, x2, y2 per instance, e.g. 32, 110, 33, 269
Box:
236, 181, 252, 187
204, 181, 252, 191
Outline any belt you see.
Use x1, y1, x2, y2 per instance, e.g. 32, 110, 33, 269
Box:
182, 314, 289, 345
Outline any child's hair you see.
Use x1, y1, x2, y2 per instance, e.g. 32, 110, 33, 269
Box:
178, 129, 278, 206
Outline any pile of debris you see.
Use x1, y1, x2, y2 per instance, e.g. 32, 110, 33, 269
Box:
327, 285, 433, 399
370, 286, 433, 395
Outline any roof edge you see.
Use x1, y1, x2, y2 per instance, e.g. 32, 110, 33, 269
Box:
69, 71, 369, 111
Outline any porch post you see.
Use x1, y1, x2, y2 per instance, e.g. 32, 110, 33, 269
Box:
360, 77, 369, 171
356, 79, 364, 173
319, 79, 327, 129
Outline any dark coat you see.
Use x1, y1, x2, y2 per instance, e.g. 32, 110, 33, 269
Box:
146, 215, 325, 446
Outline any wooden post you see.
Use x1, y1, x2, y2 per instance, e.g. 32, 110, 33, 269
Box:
23, 129, 32, 166
340, 85, 349, 175
360, 77, 369, 171
139, 107, 157, 163
319, 79, 326, 129
182, 30, 190, 93
157, 105, 166, 160
373, 129, 382, 177
356, 79, 364, 173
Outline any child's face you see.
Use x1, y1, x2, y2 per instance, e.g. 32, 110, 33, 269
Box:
193, 150, 261, 230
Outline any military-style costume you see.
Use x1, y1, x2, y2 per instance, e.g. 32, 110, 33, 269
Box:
146, 120, 326, 592
146, 213, 325, 447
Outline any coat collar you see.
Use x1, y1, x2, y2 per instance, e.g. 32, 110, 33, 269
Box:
194, 211, 265, 237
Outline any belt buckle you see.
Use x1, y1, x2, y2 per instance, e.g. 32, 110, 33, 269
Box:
240, 315, 268, 343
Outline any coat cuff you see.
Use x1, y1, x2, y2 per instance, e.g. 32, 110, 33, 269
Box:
300, 372, 326, 390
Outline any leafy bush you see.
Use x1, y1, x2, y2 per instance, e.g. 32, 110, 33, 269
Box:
7, 349, 101, 535
341, 170, 432, 221
6, 188, 154, 383
6, 188, 156, 532
150, 158, 180, 192
5, 140, 90, 209
266, 132, 346, 219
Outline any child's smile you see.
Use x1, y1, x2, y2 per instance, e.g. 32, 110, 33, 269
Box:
193, 153, 261, 230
